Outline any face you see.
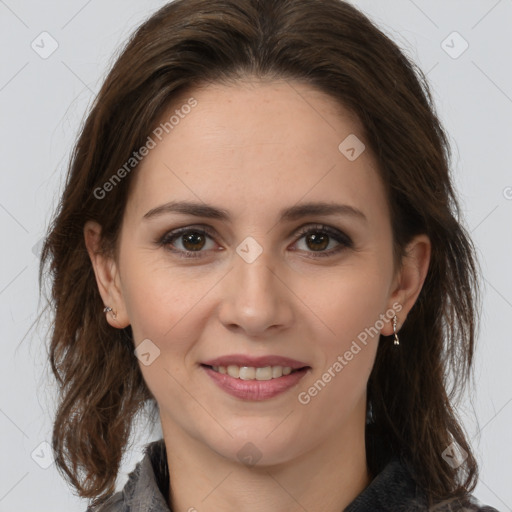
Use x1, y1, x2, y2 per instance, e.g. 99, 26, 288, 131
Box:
87, 80, 427, 466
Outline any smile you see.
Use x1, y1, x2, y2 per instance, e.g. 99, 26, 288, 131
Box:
201, 364, 310, 401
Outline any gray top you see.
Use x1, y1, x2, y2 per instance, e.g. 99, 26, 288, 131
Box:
86, 439, 500, 511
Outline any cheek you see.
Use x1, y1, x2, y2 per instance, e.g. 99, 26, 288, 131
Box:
295, 277, 385, 421
119, 248, 215, 343
296, 265, 389, 404
120, 258, 213, 413
306, 265, 391, 347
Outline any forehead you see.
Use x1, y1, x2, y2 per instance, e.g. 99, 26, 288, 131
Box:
124, 80, 388, 226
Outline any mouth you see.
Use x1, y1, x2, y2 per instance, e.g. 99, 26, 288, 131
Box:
200, 357, 311, 401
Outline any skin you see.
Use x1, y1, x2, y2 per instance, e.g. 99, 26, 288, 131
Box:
85, 79, 430, 512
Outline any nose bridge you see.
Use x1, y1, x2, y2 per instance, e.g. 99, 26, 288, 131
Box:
218, 236, 294, 335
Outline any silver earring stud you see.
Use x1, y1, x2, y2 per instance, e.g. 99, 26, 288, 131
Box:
393, 315, 400, 346
103, 306, 117, 319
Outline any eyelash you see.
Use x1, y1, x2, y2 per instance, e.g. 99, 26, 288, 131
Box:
156, 224, 353, 259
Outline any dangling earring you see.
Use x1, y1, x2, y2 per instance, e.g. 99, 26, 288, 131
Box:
103, 305, 117, 319
393, 315, 400, 346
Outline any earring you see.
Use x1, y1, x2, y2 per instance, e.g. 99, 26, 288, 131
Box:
103, 306, 117, 319
393, 315, 400, 346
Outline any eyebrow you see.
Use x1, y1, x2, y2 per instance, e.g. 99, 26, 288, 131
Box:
143, 200, 367, 223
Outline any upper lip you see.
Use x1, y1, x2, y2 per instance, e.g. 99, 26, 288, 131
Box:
202, 354, 310, 369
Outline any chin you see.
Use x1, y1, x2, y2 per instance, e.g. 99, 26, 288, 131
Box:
202, 423, 306, 468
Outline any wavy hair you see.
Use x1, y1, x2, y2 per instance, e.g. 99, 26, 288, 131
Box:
39, 0, 481, 507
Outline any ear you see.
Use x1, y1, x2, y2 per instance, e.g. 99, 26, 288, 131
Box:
84, 220, 130, 329
381, 234, 431, 336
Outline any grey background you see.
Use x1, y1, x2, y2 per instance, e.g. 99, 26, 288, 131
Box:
0, 0, 511, 510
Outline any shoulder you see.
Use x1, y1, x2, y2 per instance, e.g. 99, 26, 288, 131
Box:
84, 491, 124, 512
345, 452, 501, 512
390, 454, 501, 512
84, 438, 169, 512
428, 494, 501, 511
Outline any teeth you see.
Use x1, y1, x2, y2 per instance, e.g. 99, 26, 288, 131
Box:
272, 366, 283, 378
255, 367, 272, 380
227, 365, 239, 378
211, 364, 296, 380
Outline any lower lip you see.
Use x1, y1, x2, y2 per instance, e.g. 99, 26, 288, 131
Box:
202, 365, 309, 401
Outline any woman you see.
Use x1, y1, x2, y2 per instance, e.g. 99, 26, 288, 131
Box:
39, 0, 500, 510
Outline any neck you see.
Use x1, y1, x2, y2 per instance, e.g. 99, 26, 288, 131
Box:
161, 412, 371, 512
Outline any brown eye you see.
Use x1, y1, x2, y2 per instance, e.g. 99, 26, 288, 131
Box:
293, 224, 353, 258
304, 232, 330, 252
159, 226, 217, 258
181, 231, 207, 251
157, 224, 353, 259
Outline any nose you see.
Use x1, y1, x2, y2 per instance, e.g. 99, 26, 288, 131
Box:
216, 244, 295, 338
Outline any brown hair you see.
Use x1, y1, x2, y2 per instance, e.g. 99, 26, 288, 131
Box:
39, 0, 481, 507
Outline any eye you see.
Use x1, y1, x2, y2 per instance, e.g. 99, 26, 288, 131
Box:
157, 226, 218, 258
292, 224, 353, 258
157, 223, 353, 259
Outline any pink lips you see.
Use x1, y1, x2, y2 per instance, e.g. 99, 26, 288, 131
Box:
201, 354, 310, 401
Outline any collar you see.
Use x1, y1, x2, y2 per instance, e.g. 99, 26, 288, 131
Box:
113, 439, 429, 512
